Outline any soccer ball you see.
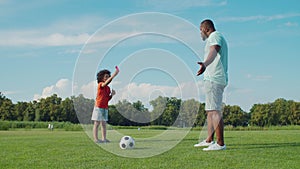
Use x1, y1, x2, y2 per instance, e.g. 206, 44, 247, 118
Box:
119, 136, 135, 149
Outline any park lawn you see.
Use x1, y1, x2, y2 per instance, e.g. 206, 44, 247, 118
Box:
0, 129, 299, 169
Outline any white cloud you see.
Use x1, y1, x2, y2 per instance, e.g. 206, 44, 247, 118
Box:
143, 0, 227, 11
117, 82, 179, 102
284, 21, 298, 27
246, 74, 272, 81
71, 79, 205, 108
0, 15, 109, 47
225, 84, 254, 96
222, 84, 256, 112
79, 80, 97, 99
218, 13, 300, 22
0, 12, 204, 49
117, 81, 205, 108
2, 90, 20, 95
0, 25, 180, 48
44, 33, 90, 46
34, 78, 204, 107
0, 31, 91, 47
33, 78, 72, 100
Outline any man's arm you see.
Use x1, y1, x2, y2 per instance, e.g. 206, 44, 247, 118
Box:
203, 45, 220, 67
197, 45, 220, 76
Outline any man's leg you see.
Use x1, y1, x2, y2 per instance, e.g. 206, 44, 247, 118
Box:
211, 110, 224, 146
206, 111, 214, 142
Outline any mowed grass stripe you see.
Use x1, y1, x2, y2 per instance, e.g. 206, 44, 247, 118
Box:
0, 129, 299, 169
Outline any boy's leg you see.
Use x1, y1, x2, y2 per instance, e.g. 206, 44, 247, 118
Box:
100, 121, 106, 141
93, 121, 100, 142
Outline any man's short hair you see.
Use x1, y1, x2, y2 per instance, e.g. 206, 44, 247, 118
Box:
201, 19, 215, 30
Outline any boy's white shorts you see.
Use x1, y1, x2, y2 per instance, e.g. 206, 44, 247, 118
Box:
91, 107, 108, 121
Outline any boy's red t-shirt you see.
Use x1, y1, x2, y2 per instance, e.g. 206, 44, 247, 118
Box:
95, 82, 111, 109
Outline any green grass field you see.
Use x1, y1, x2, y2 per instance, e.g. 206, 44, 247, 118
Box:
0, 129, 299, 169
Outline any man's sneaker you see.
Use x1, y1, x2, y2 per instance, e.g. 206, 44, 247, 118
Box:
203, 143, 226, 151
194, 140, 214, 147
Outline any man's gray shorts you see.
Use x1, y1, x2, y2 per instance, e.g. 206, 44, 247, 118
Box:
204, 81, 225, 111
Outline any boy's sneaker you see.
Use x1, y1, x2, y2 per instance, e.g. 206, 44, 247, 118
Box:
194, 140, 214, 147
95, 140, 104, 144
103, 139, 110, 143
203, 143, 226, 151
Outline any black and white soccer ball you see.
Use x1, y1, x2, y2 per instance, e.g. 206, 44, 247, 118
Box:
119, 136, 135, 149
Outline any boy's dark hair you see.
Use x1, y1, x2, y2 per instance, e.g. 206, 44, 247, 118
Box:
97, 69, 111, 83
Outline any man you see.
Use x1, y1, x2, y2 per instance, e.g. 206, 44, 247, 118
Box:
194, 19, 228, 151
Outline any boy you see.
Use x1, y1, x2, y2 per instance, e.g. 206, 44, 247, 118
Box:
92, 67, 119, 143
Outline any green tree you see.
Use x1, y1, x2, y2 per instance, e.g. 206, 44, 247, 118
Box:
14, 101, 28, 121
223, 105, 248, 127
273, 98, 287, 125
72, 94, 94, 124
0, 93, 15, 120
133, 100, 147, 112
288, 101, 300, 125
114, 100, 150, 126
132, 100, 150, 125
178, 99, 200, 127
250, 99, 300, 126
150, 97, 181, 126
162, 97, 181, 126
38, 98, 51, 121
61, 98, 78, 123
250, 104, 264, 126
194, 102, 206, 127
49, 94, 62, 121
150, 96, 168, 125
108, 105, 124, 125
23, 102, 36, 121
114, 100, 135, 126
34, 94, 63, 122
34, 101, 41, 121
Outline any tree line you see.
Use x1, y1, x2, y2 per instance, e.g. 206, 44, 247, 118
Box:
0, 92, 299, 127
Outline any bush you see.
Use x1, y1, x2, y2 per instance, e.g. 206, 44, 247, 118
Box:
64, 123, 83, 131
0, 121, 83, 131
111, 125, 169, 130
1, 120, 300, 131
0, 121, 10, 130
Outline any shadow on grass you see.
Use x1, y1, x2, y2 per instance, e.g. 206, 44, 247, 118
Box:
229, 142, 300, 150
137, 139, 182, 143
183, 137, 235, 142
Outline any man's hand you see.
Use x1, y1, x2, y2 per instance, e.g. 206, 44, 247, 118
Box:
197, 62, 206, 76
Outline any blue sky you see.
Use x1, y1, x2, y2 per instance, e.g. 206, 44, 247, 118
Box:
1, 0, 300, 112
